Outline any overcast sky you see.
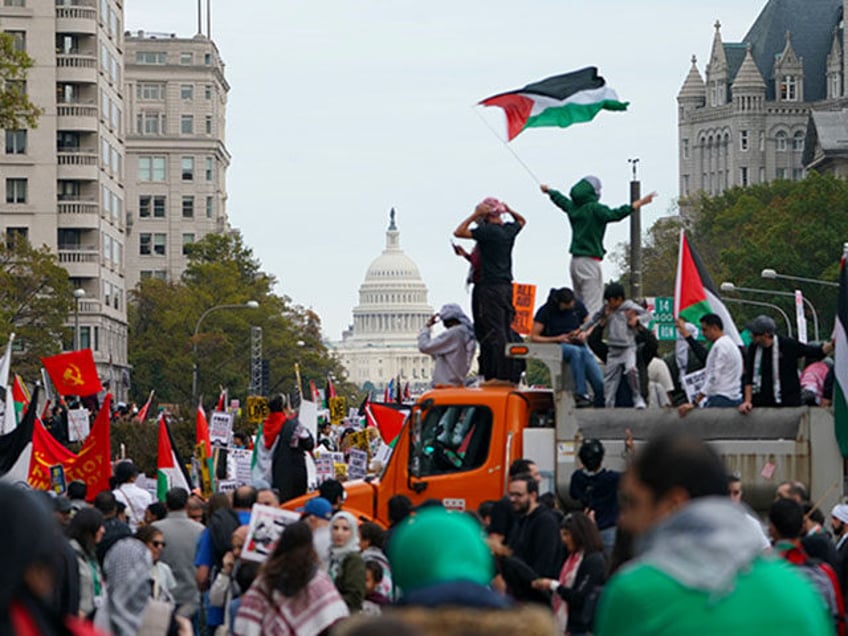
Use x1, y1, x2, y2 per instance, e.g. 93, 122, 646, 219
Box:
125, 1, 764, 340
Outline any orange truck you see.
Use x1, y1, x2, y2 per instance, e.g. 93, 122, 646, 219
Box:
286, 343, 844, 521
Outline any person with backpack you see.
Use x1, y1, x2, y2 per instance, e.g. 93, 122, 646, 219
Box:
769, 498, 846, 636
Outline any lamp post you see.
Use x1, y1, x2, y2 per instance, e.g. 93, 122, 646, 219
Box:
72, 288, 86, 350
720, 281, 819, 341
718, 293, 794, 338
628, 157, 642, 300
192, 300, 259, 403
760, 268, 838, 288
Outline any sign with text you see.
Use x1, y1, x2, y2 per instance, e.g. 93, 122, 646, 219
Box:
299, 400, 318, 441
228, 448, 253, 486
347, 448, 368, 481
209, 411, 234, 446
682, 369, 707, 404
315, 456, 334, 484
245, 396, 270, 424
67, 408, 90, 443
647, 296, 677, 341
795, 290, 808, 344
328, 396, 346, 425
511, 283, 537, 335
49, 464, 66, 495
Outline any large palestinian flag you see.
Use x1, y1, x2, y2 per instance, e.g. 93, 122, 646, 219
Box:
480, 67, 628, 141
834, 248, 848, 456
674, 230, 742, 346
157, 413, 191, 501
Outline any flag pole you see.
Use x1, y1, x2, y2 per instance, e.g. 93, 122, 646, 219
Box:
472, 106, 541, 186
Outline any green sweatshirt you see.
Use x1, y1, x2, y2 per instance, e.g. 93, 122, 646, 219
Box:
547, 179, 632, 258
595, 557, 833, 636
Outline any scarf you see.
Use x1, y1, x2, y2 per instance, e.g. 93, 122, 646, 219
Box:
552, 551, 583, 632
327, 511, 360, 581
752, 336, 781, 404
102, 538, 153, 636
262, 412, 287, 449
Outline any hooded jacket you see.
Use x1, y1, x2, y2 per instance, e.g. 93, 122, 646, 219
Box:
547, 178, 633, 259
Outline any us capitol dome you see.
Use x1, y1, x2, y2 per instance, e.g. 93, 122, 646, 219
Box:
332, 209, 434, 392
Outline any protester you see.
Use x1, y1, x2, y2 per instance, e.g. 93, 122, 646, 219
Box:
93, 490, 131, 566
726, 474, 770, 551
488, 458, 540, 547
678, 312, 743, 415
135, 525, 177, 602
802, 502, 839, 572
328, 510, 366, 612
112, 460, 152, 533
233, 521, 349, 635
832, 503, 848, 597
66, 507, 106, 620
257, 488, 280, 507
570, 438, 622, 553
68, 480, 89, 514
417, 303, 476, 386
361, 560, 390, 615
269, 394, 315, 502
532, 512, 606, 636
595, 430, 833, 635
801, 357, 832, 406
144, 501, 168, 525
54, 495, 73, 528
301, 496, 334, 571
360, 522, 393, 601
530, 287, 604, 407
187, 495, 206, 524
740, 315, 833, 412
453, 197, 526, 382
208, 525, 249, 634
384, 493, 412, 553
540, 177, 655, 315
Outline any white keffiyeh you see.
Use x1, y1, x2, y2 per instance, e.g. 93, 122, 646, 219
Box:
752, 336, 781, 404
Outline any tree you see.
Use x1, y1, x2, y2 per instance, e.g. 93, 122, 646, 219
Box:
0, 31, 42, 129
0, 239, 72, 379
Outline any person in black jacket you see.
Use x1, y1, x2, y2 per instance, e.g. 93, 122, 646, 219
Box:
532, 511, 606, 636
271, 403, 315, 503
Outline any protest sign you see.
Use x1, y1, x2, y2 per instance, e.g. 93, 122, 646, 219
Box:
346, 429, 371, 458
228, 448, 253, 486
245, 396, 269, 424
315, 456, 334, 484
217, 480, 237, 493
347, 448, 368, 481
511, 283, 536, 335
209, 411, 233, 446
242, 504, 301, 563
67, 408, 90, 443
682, 369, 707, 405
328, 396, 346, 425
299, 400, 318, 442
49, 464, 66, 495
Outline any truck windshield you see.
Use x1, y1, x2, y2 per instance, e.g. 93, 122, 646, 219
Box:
411, 405, 492, 476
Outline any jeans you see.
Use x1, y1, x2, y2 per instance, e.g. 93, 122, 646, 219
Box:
704, 395, 743, 408
561, 343, 604, 405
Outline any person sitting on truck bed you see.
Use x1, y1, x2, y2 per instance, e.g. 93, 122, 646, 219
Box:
530, 287, 605, 408
570, 439, 621, 554
739, 315, 833, 413
417, 303, 476, 387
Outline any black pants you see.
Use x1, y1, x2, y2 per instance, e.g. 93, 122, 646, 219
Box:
472, 283, 515, 381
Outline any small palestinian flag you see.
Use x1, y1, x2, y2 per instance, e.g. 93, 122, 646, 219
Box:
674, 230, 742, 346
480, 67, 628, 141
834, 245, 848, 456
157, 413, 191, 501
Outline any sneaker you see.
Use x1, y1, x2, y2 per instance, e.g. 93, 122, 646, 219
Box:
634, 397, 647, 409
575, 395, 592, 408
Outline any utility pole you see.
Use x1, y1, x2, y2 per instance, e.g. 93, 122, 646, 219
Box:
628, 158, 642, 300
249, 326, 263, 396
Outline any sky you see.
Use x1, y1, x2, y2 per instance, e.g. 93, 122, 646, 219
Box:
125, 0, 766, 341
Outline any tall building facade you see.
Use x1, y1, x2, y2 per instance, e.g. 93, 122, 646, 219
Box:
0, 0, 129, 389
677, 0, 845, 200
332, 211, 435, 393
123, 31, 230, 289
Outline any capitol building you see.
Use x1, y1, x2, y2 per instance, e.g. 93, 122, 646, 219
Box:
331, 210, 435, 392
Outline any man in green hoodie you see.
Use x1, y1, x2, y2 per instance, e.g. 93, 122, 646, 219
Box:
541, 177, 655, 315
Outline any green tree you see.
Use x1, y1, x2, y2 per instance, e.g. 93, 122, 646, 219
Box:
0, 239, 72, 379
0, 31, 42, 129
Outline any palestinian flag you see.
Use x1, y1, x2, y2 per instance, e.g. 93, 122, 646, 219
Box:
674, 230, 742, 346
157, 413, 191, 501
834, 247, 848, 456
0, 385, 37, 481
480, 67, 628, 141
136, 389, 154, 423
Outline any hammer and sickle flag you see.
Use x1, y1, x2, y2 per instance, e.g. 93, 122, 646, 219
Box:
41, 349, 103, 397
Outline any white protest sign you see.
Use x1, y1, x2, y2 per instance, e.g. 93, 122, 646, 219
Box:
682, 369, 707, 405
67, 408, 90, 442
209, 411, 233, 446
298, 400, 318, 442
228, 448, 253, 486
217, 479, 237, 493
795, 290, 808, 344
315, 456, 334, 484
375, 442, 394, 468
347, 448, 368, 481
242, 504, 301, 563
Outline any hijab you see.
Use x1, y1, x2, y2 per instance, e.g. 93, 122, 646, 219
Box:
327, 511, 360, 580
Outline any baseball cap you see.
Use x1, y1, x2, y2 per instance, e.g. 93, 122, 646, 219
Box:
301, 497, 333, 520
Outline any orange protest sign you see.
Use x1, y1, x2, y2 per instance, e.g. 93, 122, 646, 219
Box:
511, 283, 536, 335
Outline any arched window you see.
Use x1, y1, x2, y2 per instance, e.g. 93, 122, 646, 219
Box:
792, 131, 804, 152
776, 131, 788, 152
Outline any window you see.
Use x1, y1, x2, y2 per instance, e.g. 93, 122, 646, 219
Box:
110, 147, 120, 175
153, 233, 166, 255
204, 53, 211, 65
759, 167, 765, 183
793, 168, 804, 181
205, 115, 212, 134
739, 167, 748, 187
831, 73, 841, 99
5, 130, 25, 154
180, 52, 193, 64
793, 131, 805, 152
136, 83, 164, 100
205, 84, 212, 99
780, 75, 798, 101
411, 405, 492, 476
139, 233, 152, 255
205, 157, 213, 181
110, 101, 120, 129
682, 175, 689, 196
5, 31, 25, 52
136, 111, 165, 135
206, 196, 213, 218
739, 130, 749, 151
135, 51, 166, 65
138, 156, 166, 181
57, 33, 79, 54
776, 131, 788, 152
139, 195, 151, 218
180, 84, 193, 100
777, 167, 787, 180
181, 157, 194, 181
58, 180, 80, 201
759, 130, 765, 151
3, 0, 26, 6
182, 233, 195, 255
6, 178, 26, 203
182, 196, 194, 218
682, 139, 689, 160
180, 115, 193, 134
5, 227, 27, 248
153, 195, 166, 217
103, 233, 111, 262
139, 196, 165, 219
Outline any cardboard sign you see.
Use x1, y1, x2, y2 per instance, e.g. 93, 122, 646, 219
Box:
315, 456, 334, 484
67, 408, 90, 443
209, 411, 234, 446
682, 369, 707, 405
245, 396, 270, 424
299, 400, 318, 442
347, 448, 369, 481
511, 283, 536, 335
242, 504, 301, 563
328, 396, 346, 425
228, 448, 253, 486
49, 464, 66, 495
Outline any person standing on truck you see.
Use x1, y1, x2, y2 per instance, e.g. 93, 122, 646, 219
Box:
530, 287, 605, 408
677, 313, 744, 416
454, 197, 526, 382
417, 303, 476, 387
540, 177, 655, 315
739, 315, 833, 413
590, 283, 649, 409
595, 430, 833, 636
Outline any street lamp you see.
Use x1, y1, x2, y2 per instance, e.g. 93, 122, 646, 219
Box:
721, 281, 819, 341
192, 300, 259, 402
72, 288, 86, 350
760, 268, 838, 288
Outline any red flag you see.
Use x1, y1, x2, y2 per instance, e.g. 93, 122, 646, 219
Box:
136, 389, 154, 423
326, 376, 337, 400
216, 388, 227, 412
310, 380, 320, 403
41, 350, 102, 397
383, 384, 390, 403
197, 400, 211, 457
403, 382, 411, 402
366, 402, 407, 445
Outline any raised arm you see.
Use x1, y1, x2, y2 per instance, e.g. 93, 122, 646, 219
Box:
454, 204, 489, 239
504, 202, 527, 228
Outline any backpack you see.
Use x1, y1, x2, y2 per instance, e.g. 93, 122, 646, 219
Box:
208, 508, 240, 569
796, 557, 846, 636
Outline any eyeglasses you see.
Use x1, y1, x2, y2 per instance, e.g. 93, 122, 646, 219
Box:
152, 541, 166, 548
